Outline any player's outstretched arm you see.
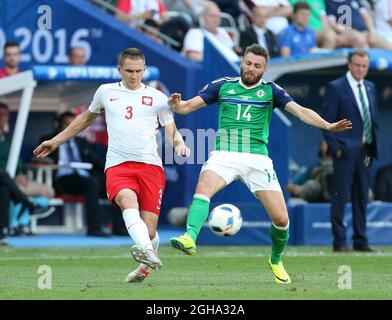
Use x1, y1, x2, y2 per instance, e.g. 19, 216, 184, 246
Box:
168, 93, 207, 115
284, 101, 352, 132
33, 110, 99, 158
164, 122, 191, 157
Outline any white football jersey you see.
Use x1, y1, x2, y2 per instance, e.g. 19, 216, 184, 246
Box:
88, 81, 174, 170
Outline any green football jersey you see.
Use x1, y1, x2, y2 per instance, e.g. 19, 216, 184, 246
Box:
199, 77, 293, 155
288, 0, 326, 32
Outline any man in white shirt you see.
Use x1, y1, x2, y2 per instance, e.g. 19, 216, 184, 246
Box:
34, 48, 190, 283
239, 6, 278, 56
182, 1, 239, 62
115, 0, 162, 26
375, 0, 392, 44
252, 0, 292, 36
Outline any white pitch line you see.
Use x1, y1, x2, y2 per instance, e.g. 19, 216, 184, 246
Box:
0, 250, 391, 261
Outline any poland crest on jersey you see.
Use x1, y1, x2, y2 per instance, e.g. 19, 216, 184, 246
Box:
142, 96, 153, 106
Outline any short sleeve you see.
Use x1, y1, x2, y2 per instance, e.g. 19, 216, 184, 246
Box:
277, 27, 291, 49
325, 1, 336, 19
88, 85, 105, 114
156, 92, 174, 126
271, 82, 293, 109
183, 28, 204, 54
198, 80, 222, 105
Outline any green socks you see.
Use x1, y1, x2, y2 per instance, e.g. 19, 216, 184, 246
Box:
270, 222, 289, 264
185, 194, 210, 241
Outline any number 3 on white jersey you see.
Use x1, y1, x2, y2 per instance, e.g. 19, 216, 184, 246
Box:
236, 104, 252, 121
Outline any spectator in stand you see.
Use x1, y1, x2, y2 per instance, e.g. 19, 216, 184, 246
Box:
249, 0, 292, 36
286, 140, 333, 202
66, 46, 109, 159
67, 47, 87, 66
182, 1, 240, 62
0, 102, 55, 236
40, 111, 109, 237
0, 170, 55, 244
115, 0, 165, 26
115, 0, 191, 51
375, 0, 392, 45
239, 5, 278, 57
278, 2, 317, 57
140, 18, 165, 44
287, 0, 337, 50
0, 42, 20, 78
325, 0, 392, 50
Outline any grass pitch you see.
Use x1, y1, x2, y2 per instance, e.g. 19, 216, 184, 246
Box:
1, 245, 391, 300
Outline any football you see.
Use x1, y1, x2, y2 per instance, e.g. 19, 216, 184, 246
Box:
208, 204, 242, 237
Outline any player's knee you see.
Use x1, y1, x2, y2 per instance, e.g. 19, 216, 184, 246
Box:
114, 193, 136, 211
273, 216, 289, 228
322, 30, 337, 48
353, 33, 367, 48
195, 180, 213, 197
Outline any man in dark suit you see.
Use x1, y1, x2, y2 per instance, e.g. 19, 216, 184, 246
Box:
322, 50, 379, 252
40, 111, 108, 237
239, 5, 277, 57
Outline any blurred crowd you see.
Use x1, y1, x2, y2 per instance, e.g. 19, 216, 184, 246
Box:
93, 0, 392, 62
0, 41, 119, 243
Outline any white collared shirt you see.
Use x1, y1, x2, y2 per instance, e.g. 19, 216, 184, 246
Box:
252, 25, 268, 51
182, 27, 239, 63
375, 0, 392, 43
57, 139, 90, 178
252, 0, 290, 35
346, 71, 372, 143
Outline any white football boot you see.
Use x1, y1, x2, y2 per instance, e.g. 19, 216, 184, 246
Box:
130, 245, 163, 270
124, 264, 151, 283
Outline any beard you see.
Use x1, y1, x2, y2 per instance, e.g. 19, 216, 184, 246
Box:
240, 67, 263, 86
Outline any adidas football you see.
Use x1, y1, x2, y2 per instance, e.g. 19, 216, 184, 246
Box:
208, 204, 242, 237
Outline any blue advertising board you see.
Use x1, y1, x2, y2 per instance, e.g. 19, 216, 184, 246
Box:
32, 65, 159, 82
294, 203, 392, 246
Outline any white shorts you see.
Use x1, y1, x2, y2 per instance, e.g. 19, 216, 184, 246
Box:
200, 151, 282, 193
